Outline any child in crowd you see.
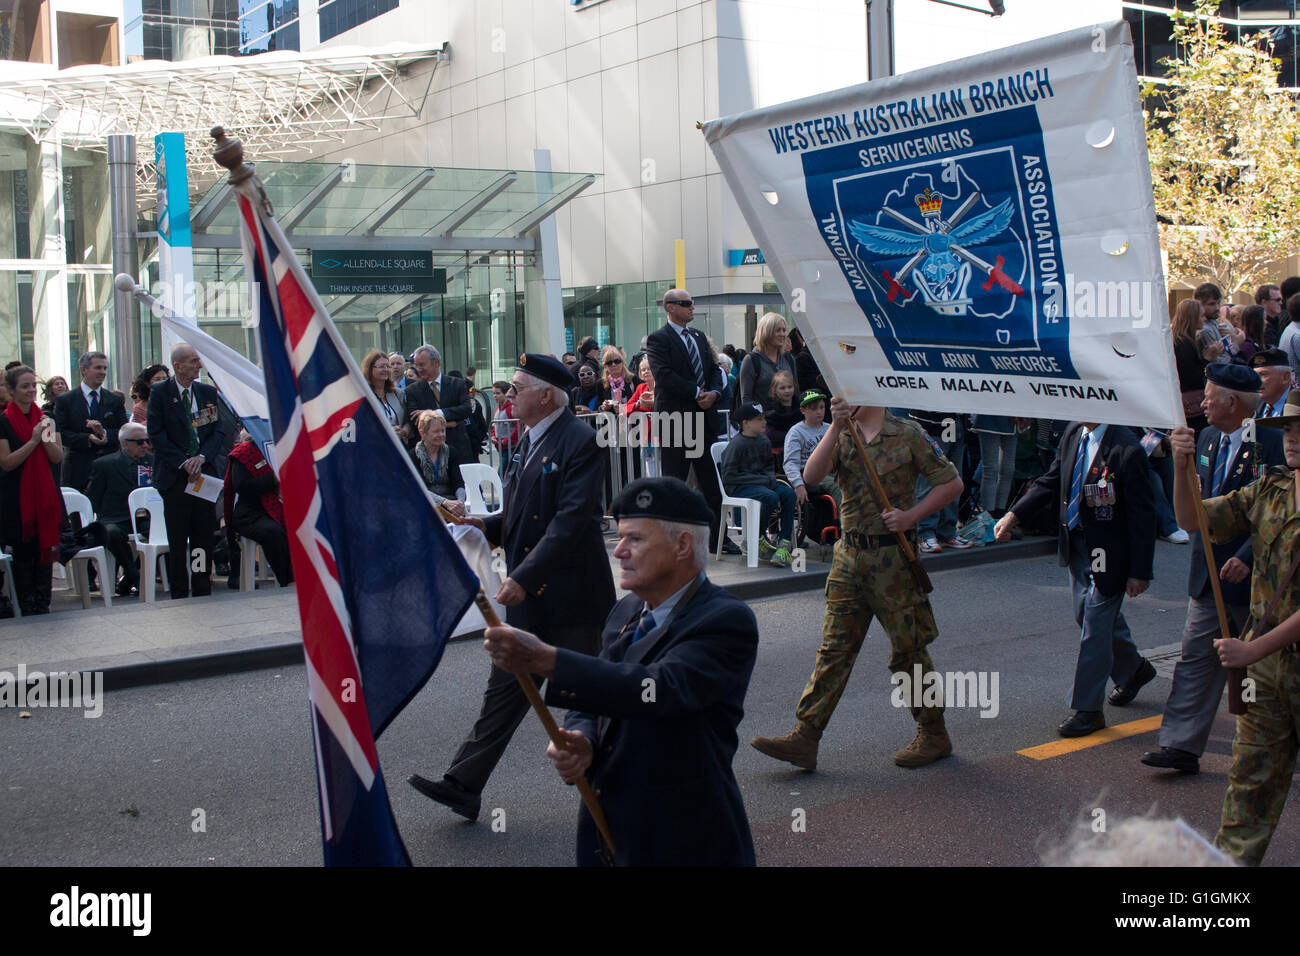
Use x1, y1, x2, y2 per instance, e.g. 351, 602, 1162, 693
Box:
721, 403, 798, 567
783, 390, 838, 507
764, 370, 800, 459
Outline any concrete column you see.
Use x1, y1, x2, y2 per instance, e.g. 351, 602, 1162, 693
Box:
522, 148, 566, 356
108, 135, 140, 390
28, 134, 70, 382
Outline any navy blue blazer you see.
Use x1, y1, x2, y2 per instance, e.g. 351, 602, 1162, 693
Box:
146, 378, 227, 493
1189, 425, 1285, 605
481, 408, 614, 649
546, 578, 759, 867
54, 386, 127, 491
1012, 422, 1156, 597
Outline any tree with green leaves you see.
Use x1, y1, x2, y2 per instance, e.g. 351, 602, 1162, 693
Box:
1144, 0, 1300, 295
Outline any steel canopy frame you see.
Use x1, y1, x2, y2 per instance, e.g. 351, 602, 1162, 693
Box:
0, 43, 448, 195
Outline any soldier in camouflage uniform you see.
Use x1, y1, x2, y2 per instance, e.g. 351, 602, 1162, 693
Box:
751, 398, 964, 769
1170, 399, 1300, 865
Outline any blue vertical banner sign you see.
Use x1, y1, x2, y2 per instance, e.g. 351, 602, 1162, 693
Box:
702, 22, 1182, 429
155, 132, 196, 358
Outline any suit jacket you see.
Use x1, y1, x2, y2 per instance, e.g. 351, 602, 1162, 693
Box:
146, 379, 227, 493
480, 408, 615, 646
1012, 423, 1155, 597
1189, 425, 1285, 605
546, 578, 758, 866
86, 450, 154, 527
646, 321, 726, 435
404, 375, 473, 461
54, 386, 127, 490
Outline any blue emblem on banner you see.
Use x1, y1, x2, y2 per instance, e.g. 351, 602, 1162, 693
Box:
802, 107, 1077, 380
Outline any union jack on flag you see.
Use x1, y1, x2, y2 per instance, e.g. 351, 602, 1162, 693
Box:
233, 179, 478, 866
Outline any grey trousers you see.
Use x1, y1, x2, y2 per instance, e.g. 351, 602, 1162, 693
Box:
1158, 594, 1250, 755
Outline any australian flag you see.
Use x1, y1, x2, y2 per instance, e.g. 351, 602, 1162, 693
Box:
234, 183, 478, 866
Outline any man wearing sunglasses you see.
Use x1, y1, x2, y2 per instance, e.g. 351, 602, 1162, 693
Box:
646, 288, 727, 553
87, 421, 155, 597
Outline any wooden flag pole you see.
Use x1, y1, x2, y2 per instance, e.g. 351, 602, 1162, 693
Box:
1182, 452, 1245, 713
844, 410, 933, 594
434, 503, 619, 856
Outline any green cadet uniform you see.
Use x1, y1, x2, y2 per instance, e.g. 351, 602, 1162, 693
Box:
794, 413, 959, 734
1205, 466, 1300, 865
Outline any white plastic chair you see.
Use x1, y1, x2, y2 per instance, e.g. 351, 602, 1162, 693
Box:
61, 488, 113, 609
710, 441, 760, 569
238, 536, 278, 592
128, 486, 170, 603
0, 549, 19, 618
460, 463, 504, 517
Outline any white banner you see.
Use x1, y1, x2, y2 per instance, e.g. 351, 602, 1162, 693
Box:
703, 21, 1181, 428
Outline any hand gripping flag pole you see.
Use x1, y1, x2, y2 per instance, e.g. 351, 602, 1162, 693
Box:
433, 503, 618, 858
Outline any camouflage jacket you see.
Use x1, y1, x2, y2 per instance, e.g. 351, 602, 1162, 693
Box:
1204, 466, 1300, 628
828, 413, 958, 535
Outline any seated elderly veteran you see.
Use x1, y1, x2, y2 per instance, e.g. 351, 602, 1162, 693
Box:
86, 421, 155, 596
224, 430, 293, 587
411, 409, 468, 517
483, 476, 759, 866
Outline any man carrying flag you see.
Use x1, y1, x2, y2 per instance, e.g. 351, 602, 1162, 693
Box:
215, 127, 478, 866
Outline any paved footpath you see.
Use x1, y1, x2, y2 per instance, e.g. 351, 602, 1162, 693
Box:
0, 536, 1051, 688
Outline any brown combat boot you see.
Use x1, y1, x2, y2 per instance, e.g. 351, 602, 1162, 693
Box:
893, 718, 953, 767
751, 722, 820, 771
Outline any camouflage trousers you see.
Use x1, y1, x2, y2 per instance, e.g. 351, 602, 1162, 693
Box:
795, 539, 942, 734
1214, 646, 1300, 866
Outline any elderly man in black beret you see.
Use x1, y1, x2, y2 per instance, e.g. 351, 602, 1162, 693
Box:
410, 353, 615, 822
1143, 361, 1286, 774
484, 476, 759, 866
1251, 347, 1293, 420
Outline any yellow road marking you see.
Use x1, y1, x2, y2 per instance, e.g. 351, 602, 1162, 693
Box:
1017, 715, 1163, 760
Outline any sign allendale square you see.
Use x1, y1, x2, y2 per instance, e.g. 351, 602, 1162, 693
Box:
309, 250, 448, 295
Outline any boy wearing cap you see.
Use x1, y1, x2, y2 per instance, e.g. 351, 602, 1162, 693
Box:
722, 403, 798, 566
783, 391, 837, 505
1169, 395, 1300, 865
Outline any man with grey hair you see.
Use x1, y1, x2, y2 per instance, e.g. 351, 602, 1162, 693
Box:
1142, 363, 1285, 774
54, 350, 127, 492
484, 476, 758, 866
86, 421, 155, 596
403, 344, 474, 460
410, 353, 614, 821
387, 352, 409, 392
1252, 347, 1292, 418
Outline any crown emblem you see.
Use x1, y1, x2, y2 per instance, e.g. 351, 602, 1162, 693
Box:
915, 187, 943, 218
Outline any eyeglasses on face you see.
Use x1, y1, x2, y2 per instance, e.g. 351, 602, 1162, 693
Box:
124, 438, 152, 446
666, 299, 693, 308
604, 358, 623, 367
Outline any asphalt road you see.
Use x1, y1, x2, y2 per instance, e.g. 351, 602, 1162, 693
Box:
3, 540, 1296, 867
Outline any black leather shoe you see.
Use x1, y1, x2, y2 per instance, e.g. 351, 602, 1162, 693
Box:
1141, 746, 1200, 774
720, 540, 742, 555
1059, 710, 1106, 737
408, 774, 481, 821
1109, 659, 1157, 706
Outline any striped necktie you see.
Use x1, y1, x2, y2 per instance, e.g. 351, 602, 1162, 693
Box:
682, 330, 705, 387
1211, 438, 1232, 496
628, 604, 656, 643
1065, 433, 1088, 530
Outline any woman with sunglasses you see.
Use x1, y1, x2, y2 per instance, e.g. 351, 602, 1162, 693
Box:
598, 347, 629, 413
569, 361, 607, 417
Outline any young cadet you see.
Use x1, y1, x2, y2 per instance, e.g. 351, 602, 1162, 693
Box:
751, 398, 963, 769
1170, 395, 1300, 865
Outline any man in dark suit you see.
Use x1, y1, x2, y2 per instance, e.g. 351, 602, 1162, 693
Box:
645, 288, 727, 551
410, 353, 615, 820
86, 421, 155, 596
402, 344, 474, 462
1143, 364, 1286, 773
1252, 348, 1292, 419
485, 476, 758, 866
146, 343, 228, 599
54, 350, 127, 492
995, 419, 1156, 736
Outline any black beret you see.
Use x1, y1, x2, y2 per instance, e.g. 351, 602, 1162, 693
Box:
516, 353, 574, 390
1206, 363, 1261, 392
612, 477, 713, 527
738, 402, 766, 422
1251, 347, 1290, 369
